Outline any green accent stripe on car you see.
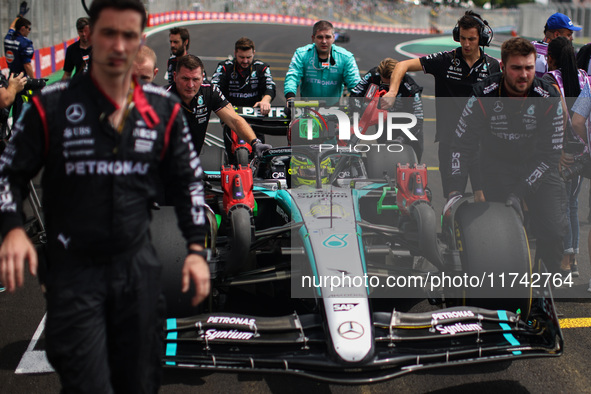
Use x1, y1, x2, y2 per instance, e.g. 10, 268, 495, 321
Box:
497, 310, 522, 355
254, 185, 278, 198
165, 331, 178, 358
300, 225, 321, 297
166, 319, 177, 330
356, 224, 369, 296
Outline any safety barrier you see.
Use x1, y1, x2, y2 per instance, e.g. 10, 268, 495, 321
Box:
1, 11, 433, 79
146, 11, 434, 34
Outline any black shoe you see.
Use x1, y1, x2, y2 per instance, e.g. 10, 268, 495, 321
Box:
0, 282, 5, 293
571, 261, 580, 278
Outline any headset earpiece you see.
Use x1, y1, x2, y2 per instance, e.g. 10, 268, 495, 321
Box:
453, 15, 493, 47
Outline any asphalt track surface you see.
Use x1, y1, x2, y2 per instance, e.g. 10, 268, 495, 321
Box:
1, 23, 591, 393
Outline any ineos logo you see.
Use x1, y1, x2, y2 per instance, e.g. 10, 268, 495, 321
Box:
337, 321, 364, 340
66, 104, 86, 123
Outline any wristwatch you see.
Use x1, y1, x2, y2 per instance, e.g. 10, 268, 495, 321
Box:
188, 249, 211, 260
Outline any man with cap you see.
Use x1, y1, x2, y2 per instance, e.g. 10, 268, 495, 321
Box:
533, 12, 581, 77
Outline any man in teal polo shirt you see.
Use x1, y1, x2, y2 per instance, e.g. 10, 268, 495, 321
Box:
284, 20, 360, 106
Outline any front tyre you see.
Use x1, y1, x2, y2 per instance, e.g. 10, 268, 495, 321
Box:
453, 202, 532, 319
235, 147, 250, 167
152, 206, 213, 317
225, 205, 254, 275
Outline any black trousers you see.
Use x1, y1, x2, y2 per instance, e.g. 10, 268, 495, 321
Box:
44, 239, 164, 394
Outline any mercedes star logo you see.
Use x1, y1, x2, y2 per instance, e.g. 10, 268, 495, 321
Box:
338, 321, 364, 340
493, 100, 504, 113
66, 104, 86, 124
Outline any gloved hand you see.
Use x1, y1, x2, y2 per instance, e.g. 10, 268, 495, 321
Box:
284, 97, 295, 119
19, 1, 29, 17
505, 193, 524, 222
252, 139, 272, 158
283, 104, 292, 119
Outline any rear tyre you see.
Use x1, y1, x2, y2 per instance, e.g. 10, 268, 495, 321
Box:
365, 143, 417, 179
199, 146, 227, 172
152, 206, 205, 317
453, 202, 532, 319
225, 206, 254, 275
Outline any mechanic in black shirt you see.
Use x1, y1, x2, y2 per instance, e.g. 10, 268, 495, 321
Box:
167, 27, 189, 85
0, 70, 26, 292
385, 10, 500, 197
167, 54, 271, 156
350, 57, 424, 161
61, 17, 92, 80
448, 37, 567, 274
211, 37, 276, 161
0, 1, 209, 391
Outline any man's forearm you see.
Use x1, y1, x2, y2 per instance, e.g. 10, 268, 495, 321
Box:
572, 113, 588, 142
234, 116, 257, 142
9, 17, 19, 30
23, 63, 34, 78
0, 87, 18, 108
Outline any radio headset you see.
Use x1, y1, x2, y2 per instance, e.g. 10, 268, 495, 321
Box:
82, 0, 89, 15
452, 14, 494, 47
452, 14, 494, 78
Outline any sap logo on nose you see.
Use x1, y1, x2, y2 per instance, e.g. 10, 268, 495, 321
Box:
333, 303, 358, 312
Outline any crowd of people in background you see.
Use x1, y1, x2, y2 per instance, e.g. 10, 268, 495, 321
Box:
2, 1, 591, 390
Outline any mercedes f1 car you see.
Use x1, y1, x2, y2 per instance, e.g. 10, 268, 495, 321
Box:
151, 97, 562, 383
334, 30, 350, 43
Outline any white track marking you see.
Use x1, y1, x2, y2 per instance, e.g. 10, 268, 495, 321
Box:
15, 314, 54, 374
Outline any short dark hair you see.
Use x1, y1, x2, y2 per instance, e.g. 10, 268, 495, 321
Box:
235, 37, 254, 52
170, 27, 190, 51
76, 17, 90, 31
89, 0, 147, 31
176, 54, 204, 73
501, 37, 536, 65
457, 10, 484, 34
15, 17, 31, 32
312, 20, 334, 36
